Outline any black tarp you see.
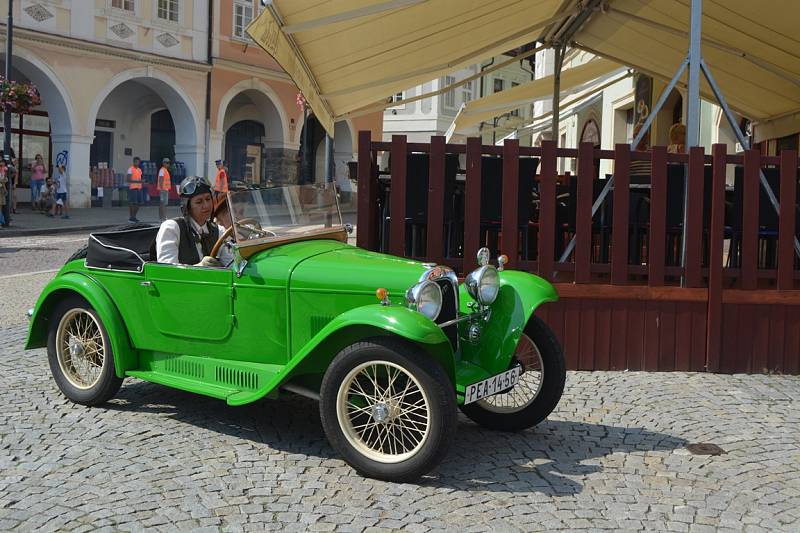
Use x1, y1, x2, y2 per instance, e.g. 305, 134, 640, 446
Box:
86, 226, 159, 272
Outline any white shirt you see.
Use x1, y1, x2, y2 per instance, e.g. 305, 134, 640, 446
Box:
155, 217, 233, 266
55, 171, 67, 194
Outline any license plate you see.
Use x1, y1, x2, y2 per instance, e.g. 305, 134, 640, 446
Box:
464, 367, 521, 405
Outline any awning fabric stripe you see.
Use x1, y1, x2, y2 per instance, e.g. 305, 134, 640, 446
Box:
449, 58, 624, 136
247, 0, 566, 136
248, 0, 800, 140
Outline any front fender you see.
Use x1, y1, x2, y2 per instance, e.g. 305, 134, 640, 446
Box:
26, 272, 137, 378
459, 270, 558, 376
227, 304, 455, 406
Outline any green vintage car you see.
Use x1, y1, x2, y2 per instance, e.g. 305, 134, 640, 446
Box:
26, 183, 565, 481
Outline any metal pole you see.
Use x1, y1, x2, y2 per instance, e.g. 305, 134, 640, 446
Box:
551, 42, 564, 145
2, 0, 12, 226
324, 133, 333, 183
556, 56, 689, 265
700, 58, 800, 259
680, 0, 702, 285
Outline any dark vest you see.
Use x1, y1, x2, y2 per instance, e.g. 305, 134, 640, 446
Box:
174, 217, 219, 265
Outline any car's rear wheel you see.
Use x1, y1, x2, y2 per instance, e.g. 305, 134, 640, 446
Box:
47, 296, 123, 406
460, 315, 565, 431
319, 338, 456, 482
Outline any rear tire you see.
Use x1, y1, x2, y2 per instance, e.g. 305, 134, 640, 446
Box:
65, 222, 155, 264
460, 315, 565, 431
47, 295, 123, 406
319, 337, 456, 482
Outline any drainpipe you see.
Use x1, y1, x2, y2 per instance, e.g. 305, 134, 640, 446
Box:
203, 0, 213, 179
2, 0, 13, 226
477, 57, 494, 141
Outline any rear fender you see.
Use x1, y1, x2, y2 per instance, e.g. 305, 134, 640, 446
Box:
26, 272, 137, 378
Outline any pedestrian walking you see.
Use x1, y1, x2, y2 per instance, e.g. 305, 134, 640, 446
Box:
157, 157, 172, 222
30, 154, 47, 211
214, 159, 229, 197
53, 163, 70, 219
127, 156, 144, 223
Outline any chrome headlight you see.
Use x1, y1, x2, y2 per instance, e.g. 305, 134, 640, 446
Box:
406, 280, 443, 320
465, 265, 500, 306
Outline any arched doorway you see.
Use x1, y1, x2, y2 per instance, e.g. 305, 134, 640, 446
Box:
580, 118, 601, 178
216, 82, 287, 184
225, 120, 266, 185
89, 70, 201, 179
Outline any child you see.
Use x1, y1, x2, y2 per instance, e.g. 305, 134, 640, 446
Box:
53, 163, 70, 219
41, 177, 55, 216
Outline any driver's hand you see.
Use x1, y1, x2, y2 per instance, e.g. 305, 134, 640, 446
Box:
195, 255, 222, 267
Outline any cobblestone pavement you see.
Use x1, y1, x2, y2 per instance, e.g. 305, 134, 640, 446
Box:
1, 322, 798, 532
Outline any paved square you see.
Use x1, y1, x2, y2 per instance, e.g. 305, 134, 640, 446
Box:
1, 324, 798, 532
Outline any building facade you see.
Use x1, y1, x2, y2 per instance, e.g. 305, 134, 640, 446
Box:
382, 53, 535, 146
1, 0, 381, 207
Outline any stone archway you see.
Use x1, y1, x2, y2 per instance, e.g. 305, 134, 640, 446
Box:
89, 68, 202, 177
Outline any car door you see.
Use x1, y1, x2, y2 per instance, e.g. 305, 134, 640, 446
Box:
138, 263, 234, 354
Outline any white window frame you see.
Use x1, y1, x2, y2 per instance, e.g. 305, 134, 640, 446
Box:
387, 91, 405, 111
233, 1, 255, 41
156, 0, 179, 23
111, 0, 135, 12
461, 80, 473, 105
443, 75, 457, 110
493, 77, 505, 93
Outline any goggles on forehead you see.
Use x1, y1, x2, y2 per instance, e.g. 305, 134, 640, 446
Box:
178, 176, 212, 197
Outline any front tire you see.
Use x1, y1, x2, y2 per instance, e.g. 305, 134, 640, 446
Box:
47, 296, 123, 406
460, 315, 565, 431
319, 338, 456, 482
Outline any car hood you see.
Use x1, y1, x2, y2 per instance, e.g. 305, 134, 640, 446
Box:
290, 245, 431, 296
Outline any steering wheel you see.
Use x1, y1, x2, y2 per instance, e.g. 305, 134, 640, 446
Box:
209, 226, 235, 259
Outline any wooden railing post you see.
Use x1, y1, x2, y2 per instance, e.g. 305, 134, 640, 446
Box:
777, 149, 798, 290
741, 149, 761, 290
611, 144, 630, 285
575, 142, 594, 283
648, 146, 667, 286
426, 136, 446, 264
389, 135, 407, 257
706, 143, 727, 372
464, 137, 482, 269
684, 147, 705, 287
502, 139, 520, 268
356, 130, 377, 250
537, 140, 557, 281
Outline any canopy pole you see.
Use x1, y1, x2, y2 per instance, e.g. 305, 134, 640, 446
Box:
555, 57, 688, 270
551, 42, 566, 145
678, 0, 703, 286
700, 58, 800, 259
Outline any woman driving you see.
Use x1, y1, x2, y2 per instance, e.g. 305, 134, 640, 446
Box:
155, 176, 233, 267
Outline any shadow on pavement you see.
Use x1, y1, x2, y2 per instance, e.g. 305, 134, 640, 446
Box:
107, 380, 686, 495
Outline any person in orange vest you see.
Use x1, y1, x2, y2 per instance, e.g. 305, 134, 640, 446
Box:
157, 157, 172, 222
127, 156, 143, 223
214, 159, 228, 197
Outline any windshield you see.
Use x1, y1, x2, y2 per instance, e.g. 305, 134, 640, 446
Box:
227, 183, 343, 243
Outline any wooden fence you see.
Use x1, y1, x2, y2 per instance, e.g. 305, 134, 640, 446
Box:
356, 131, 800, 374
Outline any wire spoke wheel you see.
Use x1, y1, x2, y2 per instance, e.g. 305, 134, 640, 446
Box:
55, 308, 106, 390
478, 333, 544, 413
336, 360, 431, 463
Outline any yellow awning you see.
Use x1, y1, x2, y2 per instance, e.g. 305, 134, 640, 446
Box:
247, 0, 569, 136
448, 58, 624, 137
574, 0, 800, 122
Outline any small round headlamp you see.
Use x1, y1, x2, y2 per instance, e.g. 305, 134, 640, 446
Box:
464, 265, 500, 306
406, 280, 443, 320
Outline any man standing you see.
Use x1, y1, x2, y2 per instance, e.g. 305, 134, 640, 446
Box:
214, 159, 228, 197
157, 157, 172, 222
127, 156, 143, 223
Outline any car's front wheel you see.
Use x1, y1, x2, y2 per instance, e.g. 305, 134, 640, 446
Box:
460, 315, 565, 431
319, 338, 456, 482
47, 296, 123, 406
